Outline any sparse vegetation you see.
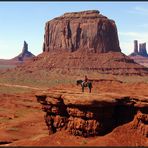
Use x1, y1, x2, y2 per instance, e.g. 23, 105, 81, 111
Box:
82, 140, 87, 145
0, 69, 77, 89
0, 64, 16, 70
0, 117, 10, 123
116, 75, 148, 83
1, 69, 148, 96
6, 127, 20, 131
0, 85, 32, 94
15, 108, 41, 118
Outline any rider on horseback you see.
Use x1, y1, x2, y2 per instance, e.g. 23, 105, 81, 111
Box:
76, 75, 92, 93
82, 75, 88, 87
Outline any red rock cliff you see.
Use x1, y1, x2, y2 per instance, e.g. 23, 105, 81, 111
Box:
36, 90, 148, 137
43, 10, 121, 53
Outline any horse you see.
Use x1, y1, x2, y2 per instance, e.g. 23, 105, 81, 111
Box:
76, 80, 92, 93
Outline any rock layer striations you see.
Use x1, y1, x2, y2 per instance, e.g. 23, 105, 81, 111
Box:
36, 90, 148, 137
43, 10, 121, 53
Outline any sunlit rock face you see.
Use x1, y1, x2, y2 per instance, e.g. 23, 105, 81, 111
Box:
43, 10, 121, 53
36, 90, 148, 137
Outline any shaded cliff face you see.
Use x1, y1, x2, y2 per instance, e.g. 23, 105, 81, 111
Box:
43, 10, 121, 53
139, 43, 148, 57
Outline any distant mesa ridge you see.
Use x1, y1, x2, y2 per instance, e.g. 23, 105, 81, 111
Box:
13, 41, 35, 61
43, 10, 121, 53
130, 40, 148, 57
6, 10, 148, 76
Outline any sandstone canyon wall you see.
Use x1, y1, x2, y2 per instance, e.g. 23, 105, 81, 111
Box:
36, 90, 148, 138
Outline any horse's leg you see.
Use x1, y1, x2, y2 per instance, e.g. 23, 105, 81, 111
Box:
89, 83, 92, 93
82, 86, 84, 92
81, 84, 84, 92
89, 87, 91, 93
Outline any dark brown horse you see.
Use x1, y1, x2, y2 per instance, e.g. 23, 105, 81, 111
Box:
76, 80, 92, 93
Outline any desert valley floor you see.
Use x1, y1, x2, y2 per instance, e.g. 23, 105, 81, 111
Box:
0, 74, 147, 146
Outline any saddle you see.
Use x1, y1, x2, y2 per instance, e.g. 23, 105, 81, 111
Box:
83, 82, 88, 87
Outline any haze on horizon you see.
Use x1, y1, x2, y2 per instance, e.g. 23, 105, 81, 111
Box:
0, 2, 148, 59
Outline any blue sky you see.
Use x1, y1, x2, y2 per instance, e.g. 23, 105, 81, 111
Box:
0, 2, 148, 59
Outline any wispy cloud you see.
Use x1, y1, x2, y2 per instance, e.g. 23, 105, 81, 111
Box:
138, 23, 148, 28
128, 6, 148, 15
119, 31, 148, 55
134, 6, 148, 13
119, 32, 139, 37
120, 42, 133, 55
119, 31, 148, 42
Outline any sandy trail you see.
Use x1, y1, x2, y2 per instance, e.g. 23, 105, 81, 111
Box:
0, 83, 44, 90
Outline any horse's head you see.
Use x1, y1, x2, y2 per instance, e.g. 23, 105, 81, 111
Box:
76, 80, 83, 85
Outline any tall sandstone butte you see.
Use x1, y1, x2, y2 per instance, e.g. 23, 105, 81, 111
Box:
11, 10, 148, 76
43, 10, 121, 53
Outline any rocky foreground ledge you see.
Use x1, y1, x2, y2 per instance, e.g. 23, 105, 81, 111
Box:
36, 90, 148, 137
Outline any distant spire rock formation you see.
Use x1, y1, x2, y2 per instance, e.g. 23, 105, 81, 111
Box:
22, 41, 28, 53
129, 40, 148, 57
134, 40, 138, 54
139, 43, 148, 57
13, 41, 35, 61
